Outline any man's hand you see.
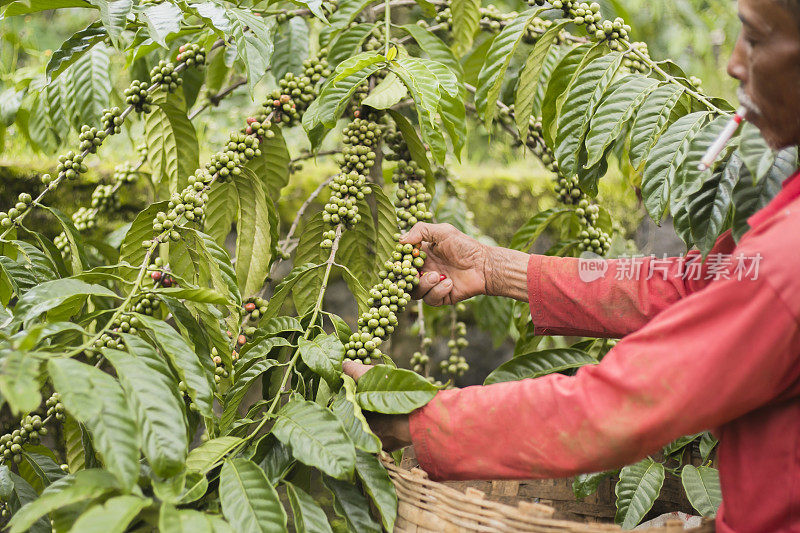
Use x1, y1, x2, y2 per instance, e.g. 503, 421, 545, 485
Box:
342, 361, 412, 451
401, 222, 531, 305
400, 223, 489, 306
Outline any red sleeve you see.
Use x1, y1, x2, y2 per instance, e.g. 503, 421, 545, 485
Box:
528, 231, 735, 337
410, 269, 800, 480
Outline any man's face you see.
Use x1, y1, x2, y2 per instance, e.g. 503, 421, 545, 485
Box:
728, 0, 800, 148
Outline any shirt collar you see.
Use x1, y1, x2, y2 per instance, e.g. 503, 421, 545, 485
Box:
747, 169, 800, 229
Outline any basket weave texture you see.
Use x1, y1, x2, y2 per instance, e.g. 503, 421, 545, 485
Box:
380, 454, 714, 533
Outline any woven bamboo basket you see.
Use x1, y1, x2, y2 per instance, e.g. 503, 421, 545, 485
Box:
380, 453, 715, 533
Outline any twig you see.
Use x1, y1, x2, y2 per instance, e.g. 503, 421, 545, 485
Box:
188, 78, 247, 120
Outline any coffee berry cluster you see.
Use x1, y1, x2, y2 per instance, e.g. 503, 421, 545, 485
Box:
56, 151, 88, 182
321, 117, 382, 240
125, 80, 153, 113
576, 200, 610, 254
0, 414, 46, 464
211, 347, 229, 384
440, 320, 469, 378
149, 60, 183, 93
206, 133, 261, 183
102, 107, 124, 134
176, 43, 205, 66
243, 297, 269, 323
344, 241, 425, 363
0, 193, 32, 229
384, 124, 433, 230
410, 336, 432, 374
78, 125, 107, 153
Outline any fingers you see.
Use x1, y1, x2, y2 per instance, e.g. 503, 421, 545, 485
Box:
399, 222, 454, 246
342, 360, 372, 382
412, 270, 444, 300
423, 276, 453, 306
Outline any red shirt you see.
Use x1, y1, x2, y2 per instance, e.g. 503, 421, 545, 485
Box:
410, 172, 800, 532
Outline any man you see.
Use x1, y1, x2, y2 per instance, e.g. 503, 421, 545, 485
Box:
344, 0, 800, 530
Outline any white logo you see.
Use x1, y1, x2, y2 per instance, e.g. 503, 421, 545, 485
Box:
578, 252, 607, 282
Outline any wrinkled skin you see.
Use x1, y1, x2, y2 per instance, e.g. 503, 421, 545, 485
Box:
728, 0, 800, 148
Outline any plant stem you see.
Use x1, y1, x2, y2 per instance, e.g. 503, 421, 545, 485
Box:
384, 0, 391, 56
245, 225, 343, 442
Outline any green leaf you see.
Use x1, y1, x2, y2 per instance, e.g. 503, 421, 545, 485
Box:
584, 76, 660, 168
304, 52, 384, 132
135, 314, 214, 417
142, 1, 182, 48
399, 24, 462, 78
514, 21, 569, 142
573, 471, 614, 500
449, 0, 480, 57
246, 123, 291, 201
159, 504, 216, 533
738, 121, 775, 182
153, 286, 227, 305
484, 347, 597, 385
144, 93, 199, 195
687, 156, 739, 254
539, 43, 598, 147
65, 44, 111, 128
674, 115, 736, 203
731, 147, 795, 239
183, 228, 243, 308
355, 450, 397, 531
186, 436, 243, 474
356, 365, 437, 414
629, 84, 685, 169
681, 465, 721, 518
92, 0, 131, 46
291, 213, 327, 315
476, 9, 544, 127
699, 432, 718, 462
118, 202, 168, 275
362, 72, 407, 109
48, 360, 139, 489
303, 53, 385, 148
14, 278, 118, 324
271, 17, 309, 81
0, 348, 41, 415
2, 0, 90, 16
233, 168, 278, 297
331, 375, 381, 454
337, 197, 377, 288
70, 495, 150, 533
40, 206, 88, 274
298, 333, 344, 388
510, 208, 573, 251
327, 23, 376, 70
272, 395, 356, 480
335, 263, 370, 315
19, 450, 66, 492
220, 458, 288, 532
321, 0, 375, 46
9, 470, 120, 533
614, 458, 665, 528
386, 110, 435, 191
104, 346, 188, 478
389, 57, 446, 164
265, 262, 325, 320
204, 182, 236, 246
221, 358, 280, 431
642, 111, 709, 222
228, 8, 275, 96
323, 475, 381, 533
45, 23, 105, 82
284, 482, 333, 533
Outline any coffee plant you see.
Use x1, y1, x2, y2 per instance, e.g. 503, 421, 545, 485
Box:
0, 0, 794, 529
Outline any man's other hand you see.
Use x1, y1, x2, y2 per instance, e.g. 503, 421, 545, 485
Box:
400, 223, 489, 306
342, 361, 412, 451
